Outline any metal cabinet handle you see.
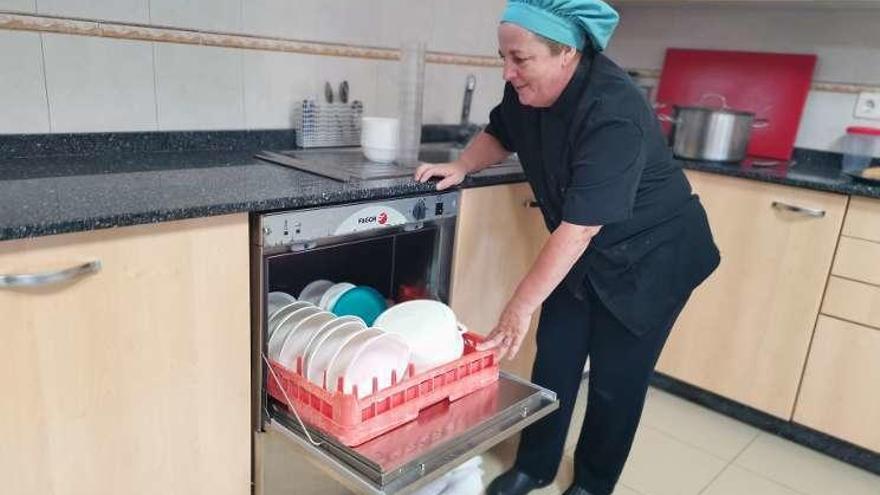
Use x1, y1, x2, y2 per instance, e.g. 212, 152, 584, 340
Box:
524, 199, 540, 208
0, 260, 102, 288
771, 201, 825, 218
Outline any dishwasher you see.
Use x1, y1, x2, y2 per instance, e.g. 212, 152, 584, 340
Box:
250, 191, 558, 495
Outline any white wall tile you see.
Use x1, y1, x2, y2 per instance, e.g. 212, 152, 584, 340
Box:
37, 0, 148, 24
0, 31, 49, 133
154, 44, 244, 130
149, 0, 242, 33
42, 34, 156, 132
424, 64, 503, 125
430, 0, 504, 56
242, 0, 385, 47
795, 91, 864, 152
242, 50, 319, 129
375, 0, 435, 48
243, 51, 380, 129
0, 0, 35, 12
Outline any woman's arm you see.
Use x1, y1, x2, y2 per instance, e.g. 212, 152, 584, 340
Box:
414, 131, 511, 190
477, 221, 602, 360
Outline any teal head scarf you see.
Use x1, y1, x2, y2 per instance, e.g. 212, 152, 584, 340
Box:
501, 0, 620, 52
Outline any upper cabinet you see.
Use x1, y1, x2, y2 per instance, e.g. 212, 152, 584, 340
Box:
0, 214, 251, 495
656, 171, 848, 420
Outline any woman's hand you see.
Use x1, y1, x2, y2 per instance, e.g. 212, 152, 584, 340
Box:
413, 161, 469, 191
476, 302, 533, 361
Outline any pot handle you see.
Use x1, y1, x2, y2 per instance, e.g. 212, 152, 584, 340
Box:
752, 118, 770, 129
657, 113, 678, 124
456, 322, 469, 334
698, 93, 730, 110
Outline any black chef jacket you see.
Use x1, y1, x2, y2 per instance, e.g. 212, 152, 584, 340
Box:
485, 51, 720, 336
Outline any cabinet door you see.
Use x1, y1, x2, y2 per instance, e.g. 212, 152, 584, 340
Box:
0, 215, 251, 495
656, 171, 847, 419
794, 316, 880, 452
450, 184, 549, 378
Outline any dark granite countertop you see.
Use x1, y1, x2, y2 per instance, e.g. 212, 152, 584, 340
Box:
0, 148, 525, 241
680, 156, 880, 199
1, 129, 878, 242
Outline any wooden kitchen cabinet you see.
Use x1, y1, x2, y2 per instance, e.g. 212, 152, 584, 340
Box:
450, 184, 549, 379
656, 171, 848, 419
794, 316, 880, 452
0, 215, 251, 495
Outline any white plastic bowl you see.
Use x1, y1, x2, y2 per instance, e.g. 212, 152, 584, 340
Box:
363, 146, 397, 164
373, 299, 465, 373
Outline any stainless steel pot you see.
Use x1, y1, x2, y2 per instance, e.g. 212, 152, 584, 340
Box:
658, 94, 768, 163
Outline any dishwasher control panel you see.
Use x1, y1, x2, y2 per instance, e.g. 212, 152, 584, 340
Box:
260, 192, 459, 249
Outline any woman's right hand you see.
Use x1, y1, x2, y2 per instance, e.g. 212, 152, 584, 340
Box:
413, 161, 469, 191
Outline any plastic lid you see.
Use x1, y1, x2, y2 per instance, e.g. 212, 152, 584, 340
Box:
847, 126, 880, 136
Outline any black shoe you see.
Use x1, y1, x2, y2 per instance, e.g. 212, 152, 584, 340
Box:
485, 467, 548, 495
561, 484, 594, 495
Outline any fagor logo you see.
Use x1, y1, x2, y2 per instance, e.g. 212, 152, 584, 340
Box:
357, 211, 388, 225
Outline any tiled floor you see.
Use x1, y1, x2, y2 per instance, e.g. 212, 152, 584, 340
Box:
482, 384, 880, 495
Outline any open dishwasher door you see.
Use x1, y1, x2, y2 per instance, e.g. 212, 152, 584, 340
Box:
258, 374, 556, 495
251, 192, 558, 494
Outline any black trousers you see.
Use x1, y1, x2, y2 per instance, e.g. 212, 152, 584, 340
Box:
515, 283, 687, 495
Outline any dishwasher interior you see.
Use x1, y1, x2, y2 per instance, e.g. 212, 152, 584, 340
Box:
251, 192, 558, 495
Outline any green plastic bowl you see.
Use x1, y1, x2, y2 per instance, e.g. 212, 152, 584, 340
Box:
330, 286, 388, 326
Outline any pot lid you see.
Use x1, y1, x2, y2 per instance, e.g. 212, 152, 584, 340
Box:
847, 126, 880, 136
673, 104, 755, 117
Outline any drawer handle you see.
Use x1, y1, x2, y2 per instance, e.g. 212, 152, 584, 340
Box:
771, 201, 825, 218
524, 199, 540, 208
0, 260, 102, 288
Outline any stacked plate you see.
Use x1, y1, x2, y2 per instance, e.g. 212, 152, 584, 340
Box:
267, 290, 409, 399
295, 280, 388, 326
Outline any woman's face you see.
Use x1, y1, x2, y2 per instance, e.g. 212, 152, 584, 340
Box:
497, 23, 578, 108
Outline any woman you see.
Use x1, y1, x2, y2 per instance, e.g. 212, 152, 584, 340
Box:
414, 1, 720, 494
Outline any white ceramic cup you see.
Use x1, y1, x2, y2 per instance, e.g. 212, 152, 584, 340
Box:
361, 117, 399, 163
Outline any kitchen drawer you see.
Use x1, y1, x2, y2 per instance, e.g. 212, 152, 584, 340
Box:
822, 276, 880, 330
832, 236, 880, 286
842, 197, 880, 243
794, 316, 880, 452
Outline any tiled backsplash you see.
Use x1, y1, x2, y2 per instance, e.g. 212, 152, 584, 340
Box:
1, 0, 879, 155
0, 0, 507, 135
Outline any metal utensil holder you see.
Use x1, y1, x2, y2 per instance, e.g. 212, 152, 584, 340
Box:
294, 99, 363, 148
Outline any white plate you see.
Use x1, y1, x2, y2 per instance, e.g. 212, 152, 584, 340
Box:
319, 282, 356, 311
268, 306, 322, 360
337, 332, 410, 398
268, 301, 313, 338
324, 328, 384, 393
276, 311, 336, 370
305, 320, 365, 387
267, 291, 296, 318
374, 299, 464, 373
301, 315, 365, 373
298, 279, 334, 305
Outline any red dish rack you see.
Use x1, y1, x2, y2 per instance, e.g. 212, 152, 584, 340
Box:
266, 332, 500, 447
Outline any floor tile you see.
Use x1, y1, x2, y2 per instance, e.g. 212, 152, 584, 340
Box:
619, 425, 727, 495
702, 465, 802, 495
735, 433, 880, 495
640, 387, 760, 460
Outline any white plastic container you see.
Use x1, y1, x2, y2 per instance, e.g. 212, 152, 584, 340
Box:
842, 126, 880, 173
361, 117, 399, 164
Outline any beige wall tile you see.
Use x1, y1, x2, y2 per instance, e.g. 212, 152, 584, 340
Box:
639, 388, 759, 461
703, 465, 801, 495
42, 34, 157, 132
0, 31, 49, 133
735, 433, 880, 495
154, 43, 244, 131
619, 426, 727, 495
429, 0, 504, 56
242, 49, 319, 129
